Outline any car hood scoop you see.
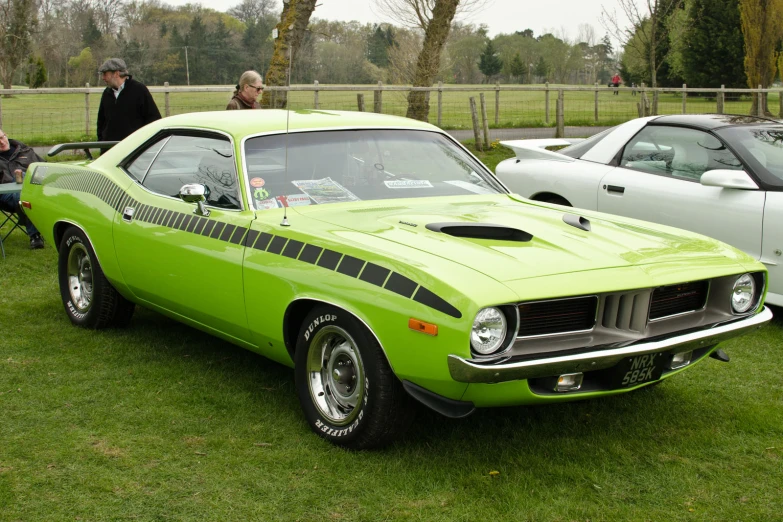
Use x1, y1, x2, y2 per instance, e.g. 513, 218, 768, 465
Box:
296, 195, 740, 282
425, 222, 532, 242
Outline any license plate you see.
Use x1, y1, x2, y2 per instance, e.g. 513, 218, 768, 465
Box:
614, 352, 665, 387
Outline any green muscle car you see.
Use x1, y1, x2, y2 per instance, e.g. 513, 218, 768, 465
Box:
21, 110, 772, 448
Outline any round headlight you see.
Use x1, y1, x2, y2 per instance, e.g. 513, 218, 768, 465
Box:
471, 307, 507, 355
731, 273, 756, 313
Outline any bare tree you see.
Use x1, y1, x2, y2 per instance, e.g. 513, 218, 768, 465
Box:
0, 0, 38, 91
374, 0, 493, 121
601, 0, 680, 87
262, 0, 317, 109
228, 0, 276, 25
93, 0, 123, 34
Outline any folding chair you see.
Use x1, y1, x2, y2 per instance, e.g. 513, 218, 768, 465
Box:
0, 185, 25, 259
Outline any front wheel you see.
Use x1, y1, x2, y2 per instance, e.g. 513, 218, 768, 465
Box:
58, 226, 135, 329
294, 306, 413, 449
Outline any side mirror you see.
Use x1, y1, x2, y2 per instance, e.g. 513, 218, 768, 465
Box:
700, 169, 759, 190
179, 183, 210, 216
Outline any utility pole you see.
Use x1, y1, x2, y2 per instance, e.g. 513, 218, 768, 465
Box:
184, 46, 190, 86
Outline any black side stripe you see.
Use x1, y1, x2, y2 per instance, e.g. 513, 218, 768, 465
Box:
48, 170, 462, 319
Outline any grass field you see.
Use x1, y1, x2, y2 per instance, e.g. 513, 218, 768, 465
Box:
2, 143, 783, 520
1, 84, 777, 146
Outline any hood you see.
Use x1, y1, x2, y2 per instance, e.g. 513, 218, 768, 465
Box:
295, 195, 741, 283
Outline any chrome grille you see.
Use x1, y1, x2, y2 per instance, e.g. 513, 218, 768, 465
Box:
517, 296, 597, 337
602, 291, 651, 332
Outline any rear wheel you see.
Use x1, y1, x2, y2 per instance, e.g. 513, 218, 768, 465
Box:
58, 226, 135, 329
294, 305, 413, 449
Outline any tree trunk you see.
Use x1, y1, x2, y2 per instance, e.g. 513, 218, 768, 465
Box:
406, 0, 460, 121
262, 0, 317, 109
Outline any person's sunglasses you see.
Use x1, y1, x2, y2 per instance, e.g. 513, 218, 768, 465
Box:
249, 85, 264, 91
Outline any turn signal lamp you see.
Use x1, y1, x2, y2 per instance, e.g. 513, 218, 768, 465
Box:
409, 318, 438, 336
555, 373, 583, 392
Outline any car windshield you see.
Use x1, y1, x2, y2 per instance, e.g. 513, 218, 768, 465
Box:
243, 129, 506, 210
716, 126, 783, 188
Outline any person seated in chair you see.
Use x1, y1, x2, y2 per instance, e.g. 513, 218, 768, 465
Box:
0, 129, 44, 249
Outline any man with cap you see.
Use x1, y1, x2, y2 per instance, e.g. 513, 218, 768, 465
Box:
97, 58, 161, 142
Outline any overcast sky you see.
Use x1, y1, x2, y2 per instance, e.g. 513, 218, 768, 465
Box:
163, 0, 619, 42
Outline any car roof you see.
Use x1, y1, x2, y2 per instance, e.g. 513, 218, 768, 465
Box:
650, 114, 781, 130
147, 109, 441, 137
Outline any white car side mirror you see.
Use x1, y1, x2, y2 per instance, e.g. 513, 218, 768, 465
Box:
700, 169, 758, 190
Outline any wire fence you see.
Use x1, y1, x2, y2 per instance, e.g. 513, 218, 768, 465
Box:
0, 83, 780, 145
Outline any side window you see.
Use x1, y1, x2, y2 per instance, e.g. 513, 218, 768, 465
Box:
125, 137, 167, 182
621, 126, 743, 181
143, 134, 241, 210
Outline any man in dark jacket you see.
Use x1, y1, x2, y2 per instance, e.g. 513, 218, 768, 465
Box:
97, 58, 161, 141
0, 129, 44, 249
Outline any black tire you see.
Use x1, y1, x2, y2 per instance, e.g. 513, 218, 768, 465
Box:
58, 226, 135, 329
294, 305, 413, 449
536, 194, 571, 207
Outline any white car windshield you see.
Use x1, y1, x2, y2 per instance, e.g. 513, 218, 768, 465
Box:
243, 129, 506, 210
717, 126, 783, 188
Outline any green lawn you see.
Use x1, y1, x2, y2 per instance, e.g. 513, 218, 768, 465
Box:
1, 84, 775, 145
1, 182, 782, 520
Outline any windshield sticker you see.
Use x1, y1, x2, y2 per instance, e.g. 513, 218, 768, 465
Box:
291, 177, 360, 204
276, 194, 312, 207
253, 187, 270, 201
250, 177, 265, 188
384, 180, 434, 189
445, 180, 496, 194
256, 198, 279, 210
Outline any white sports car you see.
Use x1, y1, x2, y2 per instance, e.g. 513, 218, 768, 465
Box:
495, 114, 783, 306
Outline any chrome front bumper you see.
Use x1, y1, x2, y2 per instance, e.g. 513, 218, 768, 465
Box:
448, 307, 773, 384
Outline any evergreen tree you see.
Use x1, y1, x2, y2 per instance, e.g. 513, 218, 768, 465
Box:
682, 0, 746, 88
368, 26, 389, 67
478, 39, 502, 82
509, 52, 526, 83
534, 56, 548, 81
82, 15, 102, 47
209, 18, 234, 84
25, 56, 47, 88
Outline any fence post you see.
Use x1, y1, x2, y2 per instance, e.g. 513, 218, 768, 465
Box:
479, 92, 490, 149
555, 90, 565, 138
374, 81, 383, 113
545, 82, 550, 124
437, 81, 443, 127
717, 85, 725, 114
314, 80, 319, 109
164, 81, 170, 117
758, 84, 764, 117
357, 93, 365, 112
594, 82, 599, 122
469, 97, 482, 152
494, 81, 500, 125
85, 83, 90, 137
682, 84, 687, 114
271, 89, 277, 108
0, 94, 3, 129
652, 89, 659, 116
640, 83, 647, 117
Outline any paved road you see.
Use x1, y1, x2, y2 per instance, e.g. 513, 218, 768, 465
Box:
35, 126, 609, 158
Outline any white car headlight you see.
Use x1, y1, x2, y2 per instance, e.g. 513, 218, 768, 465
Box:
471, 307, 507, 355
731, 273, 756, 313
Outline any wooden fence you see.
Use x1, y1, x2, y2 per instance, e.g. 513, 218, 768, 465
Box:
0, 82, 780, 143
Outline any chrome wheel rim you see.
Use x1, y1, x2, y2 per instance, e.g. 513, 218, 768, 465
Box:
67, 243, 93, 313
306, 325, 365, 426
